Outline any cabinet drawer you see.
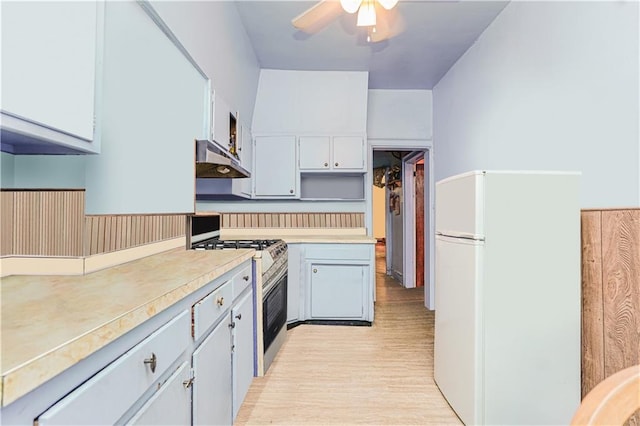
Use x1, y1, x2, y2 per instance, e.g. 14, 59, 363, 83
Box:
37, 310, 190, 426
126, 361, 191, 425
305, 244, 371, 261
232, 264, 252, 300
193, 281, 233, 341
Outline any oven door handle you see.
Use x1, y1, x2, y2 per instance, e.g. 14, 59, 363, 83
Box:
263, 267, 287, 296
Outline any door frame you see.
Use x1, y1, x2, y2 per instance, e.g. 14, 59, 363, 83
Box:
366, 139, 435, 310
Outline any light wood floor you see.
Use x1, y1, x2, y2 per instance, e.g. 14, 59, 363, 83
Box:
235, 244, 462, 425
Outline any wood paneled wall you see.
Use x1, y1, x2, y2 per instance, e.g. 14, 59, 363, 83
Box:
1, 190, 85, 257
221, 213, 365, 229
1, 190, 185, 257
581, 209, 640, 417
84, 215, 185, 256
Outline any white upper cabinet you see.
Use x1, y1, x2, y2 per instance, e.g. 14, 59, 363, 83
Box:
299, 136, 365, 172
253, 135, 297, 198
84, 1, 208, 214
212, 91, 231, 149
298, 137, 331, 170
1, 1, 103, 154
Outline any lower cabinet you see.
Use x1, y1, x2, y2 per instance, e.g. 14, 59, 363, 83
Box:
127, 361, 192, 425
309, 263, 366, 319
36, 310, 191, 426
286, 243, 302, 324
192, 316, 233, 426
299, 243, 375, 322
192, 273, 255, 426
232, 291, 254, 419
11, 260, 256, 426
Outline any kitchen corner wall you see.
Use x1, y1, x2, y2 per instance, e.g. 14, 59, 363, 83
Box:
433, 1, 640, 208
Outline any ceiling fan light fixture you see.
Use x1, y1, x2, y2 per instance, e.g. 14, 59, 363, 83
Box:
376, 0, 399, 11
356, 0, 376, 27
340, 0, 362, 14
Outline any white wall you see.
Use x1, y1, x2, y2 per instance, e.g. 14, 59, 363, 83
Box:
1, 152, 15, 187
433, 1, 639, 208
367, 90, 433, 140
14, 156, 85, 188
151, 1, 260, 126
1, 153, 85, 189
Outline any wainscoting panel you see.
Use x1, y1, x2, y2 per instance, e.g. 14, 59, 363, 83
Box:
581, 208, 640, 425
84, 214, 185, 256
1, 190, 85, 257
221, 213, 364, 229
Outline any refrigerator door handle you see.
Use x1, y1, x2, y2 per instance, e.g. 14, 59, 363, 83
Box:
436, 231, 485, 241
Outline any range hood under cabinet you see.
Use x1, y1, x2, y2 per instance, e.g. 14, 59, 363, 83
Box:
195, 139, 250, 179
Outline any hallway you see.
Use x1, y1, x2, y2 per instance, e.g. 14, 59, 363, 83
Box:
235, 244, 461, 425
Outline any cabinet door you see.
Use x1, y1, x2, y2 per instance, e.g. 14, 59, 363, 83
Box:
333, 136, 364, 170
238, 125, 253, 197
299, 136, 330, 170
232, 291, 254, 419
193, 316, 232, 426
253, 136, 297, 198
213, 92, 231, 149
1, 1, 98, 144
309, 263, 365, 319
127, 362, 191, 425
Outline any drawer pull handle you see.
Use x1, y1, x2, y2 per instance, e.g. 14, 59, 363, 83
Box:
289, 189, 294, 194
144, 353, 157, 373
243, 275, 249, 281
183, 377, 194, 389
235, 313, 242, 320
216, 297, 224, 307
335, 162, 339, 167
324, 162, 328, 167
313, 268, 317, 273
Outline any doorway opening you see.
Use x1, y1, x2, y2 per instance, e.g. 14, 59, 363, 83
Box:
368, 144, 434, 310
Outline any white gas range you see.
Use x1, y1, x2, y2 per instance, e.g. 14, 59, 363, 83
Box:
188, 215, 288, 376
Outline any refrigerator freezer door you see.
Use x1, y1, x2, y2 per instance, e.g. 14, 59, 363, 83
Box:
434, 235, 484, 425
435, 171, 484, 240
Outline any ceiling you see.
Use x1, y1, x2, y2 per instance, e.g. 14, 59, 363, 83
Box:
235, 0, 509, 89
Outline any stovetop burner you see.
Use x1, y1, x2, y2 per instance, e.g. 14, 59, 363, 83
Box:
192, 238, 282, 251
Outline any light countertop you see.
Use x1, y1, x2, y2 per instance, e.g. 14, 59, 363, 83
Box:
220, 228, 378, 244
0, 247, 254, 407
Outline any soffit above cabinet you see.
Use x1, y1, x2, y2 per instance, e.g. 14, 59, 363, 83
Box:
252, 70, 368, 135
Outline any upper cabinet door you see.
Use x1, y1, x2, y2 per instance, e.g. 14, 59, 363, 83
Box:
332, 136, 364, 170
299, 136, 330, 170
1, 1, 102, 153
253, 136, 297, 198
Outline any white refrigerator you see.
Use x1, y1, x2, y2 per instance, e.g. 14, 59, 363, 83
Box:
433, 171, 581, 425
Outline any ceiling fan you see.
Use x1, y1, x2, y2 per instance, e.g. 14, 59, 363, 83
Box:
292, 0, 403, 43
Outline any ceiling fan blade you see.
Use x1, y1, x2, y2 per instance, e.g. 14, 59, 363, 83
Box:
292, 0, 343, 33
369, 3, 404, 42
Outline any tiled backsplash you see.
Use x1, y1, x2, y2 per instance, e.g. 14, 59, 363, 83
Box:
1, 189, 185, 257
221, 213, 365, 229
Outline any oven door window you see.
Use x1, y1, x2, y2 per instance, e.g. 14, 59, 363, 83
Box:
263, 271, 287, 352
